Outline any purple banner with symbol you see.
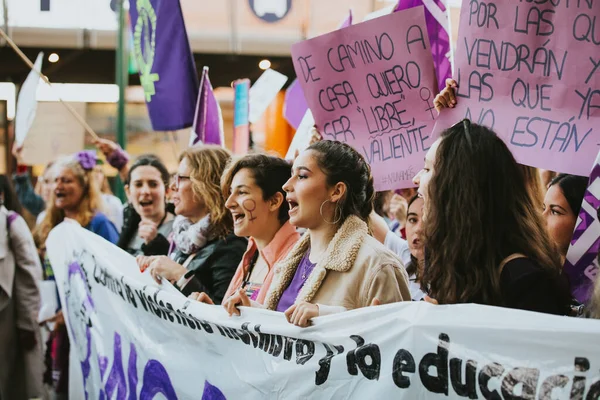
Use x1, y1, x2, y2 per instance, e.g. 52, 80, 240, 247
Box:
129, 0, 198, 131
565, 149, 600, 305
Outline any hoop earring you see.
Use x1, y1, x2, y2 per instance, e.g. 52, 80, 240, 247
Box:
320, 200, 342, 225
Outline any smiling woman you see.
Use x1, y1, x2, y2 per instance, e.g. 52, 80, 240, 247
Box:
136, 146, 247, 304
34, 151, 119, 246
193, 154, 300, 309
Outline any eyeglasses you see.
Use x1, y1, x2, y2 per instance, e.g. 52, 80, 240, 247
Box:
450, 118, 473, 148
173, 174, 191, 189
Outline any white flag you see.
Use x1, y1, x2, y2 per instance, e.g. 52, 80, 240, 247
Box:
15, 52, 44, 146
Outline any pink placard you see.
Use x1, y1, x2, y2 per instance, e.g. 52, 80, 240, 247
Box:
291, 7, 438, 190
435, 0, 600, 176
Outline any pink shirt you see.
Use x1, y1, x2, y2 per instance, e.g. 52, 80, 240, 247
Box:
224, 221, 300, 305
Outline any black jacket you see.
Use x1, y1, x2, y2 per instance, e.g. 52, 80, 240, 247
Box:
173, 233, 247, 304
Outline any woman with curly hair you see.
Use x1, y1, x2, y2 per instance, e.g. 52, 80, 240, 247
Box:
136, 146, 247, 303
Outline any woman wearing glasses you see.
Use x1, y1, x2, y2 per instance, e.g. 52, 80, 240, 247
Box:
413, 120, 571, 314
136, 146, 247, 304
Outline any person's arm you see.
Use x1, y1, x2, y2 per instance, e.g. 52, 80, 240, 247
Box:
10, 214, 43, 331
369, 210, 390, 244
94, 138, 130, 182
13, 168, 46, 217
362, 263, 411, 306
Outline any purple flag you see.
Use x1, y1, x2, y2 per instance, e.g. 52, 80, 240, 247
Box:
189, 67, 224, 147
565, 150, 600, 305
394, 0, 451, 92
129, 0, 199, 131
337, 8, 353, 29
283, 10, 352, 129
283, 79, 308, 129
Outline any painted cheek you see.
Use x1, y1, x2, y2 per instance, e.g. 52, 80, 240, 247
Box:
241, 199, 258, 222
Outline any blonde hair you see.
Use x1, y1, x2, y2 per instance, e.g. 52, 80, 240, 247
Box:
179, 146, 232, 239
34, 156, 105, 246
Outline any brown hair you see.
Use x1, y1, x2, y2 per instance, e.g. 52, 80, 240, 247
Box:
520, 165, 545, 212
307, 140, 375, 224
423, 122, 562, 305
34, 156, 105, 246
179, 146, 232, 239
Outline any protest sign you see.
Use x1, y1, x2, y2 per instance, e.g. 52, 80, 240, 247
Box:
435, 0, 600, 176
15, 52, 43, 146
285, 109, 315, 159
233, 79, 250, 155
565, 148, 600, 305
248, 69, 288, 124
21, 102, 85, 165
47, 222, 600, 399
292, 7, 438, 190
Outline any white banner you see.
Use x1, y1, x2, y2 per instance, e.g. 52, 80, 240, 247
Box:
47, 222, 600, 399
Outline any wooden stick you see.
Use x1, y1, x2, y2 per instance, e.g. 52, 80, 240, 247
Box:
0, 28, 100, 141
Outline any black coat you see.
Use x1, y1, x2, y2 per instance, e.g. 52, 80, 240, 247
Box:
172, 233, 247, 304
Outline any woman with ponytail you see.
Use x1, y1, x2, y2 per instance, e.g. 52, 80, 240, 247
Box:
224, 140, 411, 326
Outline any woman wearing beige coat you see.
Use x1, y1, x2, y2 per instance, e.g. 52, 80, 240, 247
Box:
0, 178, 44, 399
224, 141, 411, 326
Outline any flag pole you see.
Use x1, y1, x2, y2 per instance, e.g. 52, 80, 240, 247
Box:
115, 0, 128, 201
0, 28, 100, 141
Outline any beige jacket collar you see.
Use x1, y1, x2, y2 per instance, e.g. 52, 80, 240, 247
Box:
263, 215, 367, 310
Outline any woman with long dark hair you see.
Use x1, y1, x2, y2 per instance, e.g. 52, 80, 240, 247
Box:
118, 155, 175, 256
414, 120, 571, 314
543, 173, 588, 260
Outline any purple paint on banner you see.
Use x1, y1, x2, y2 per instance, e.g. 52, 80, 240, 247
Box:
283, 79, 308, 129
202, 381, 227, 400
394, 0, 451, 92
565, 149, 600, 304
127, 343, 138, 400
190, 67, 223, 147
129, 0, 199, 131
140, 360, 178, 400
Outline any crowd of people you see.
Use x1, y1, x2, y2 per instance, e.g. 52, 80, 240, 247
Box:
0, 80, 598, 398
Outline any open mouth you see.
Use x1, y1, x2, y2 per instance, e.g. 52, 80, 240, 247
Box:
412, 238, 422, 246
139, 200, 153, 207
232, 212, 246, 225
55, 192, 66, 199
288, 200, 299, 214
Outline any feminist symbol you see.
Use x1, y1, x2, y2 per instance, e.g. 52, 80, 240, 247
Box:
420, 87, 436, 120
242, 199, 258, 222
133, 0, 160, 102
